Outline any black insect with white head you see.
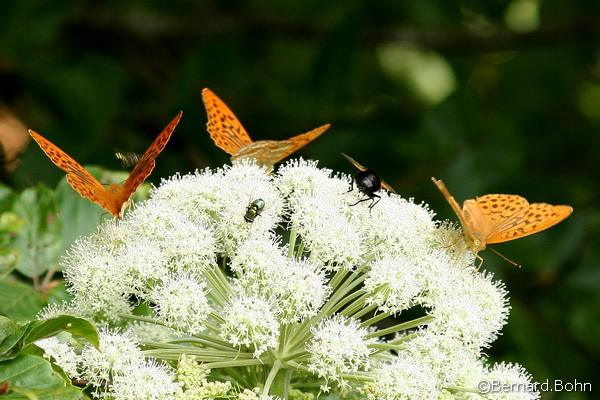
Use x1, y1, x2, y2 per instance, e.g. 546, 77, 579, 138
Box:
342, 153, 396, 209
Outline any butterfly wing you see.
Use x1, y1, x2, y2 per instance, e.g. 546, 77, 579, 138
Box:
202, 88, 253, 155
432, 178, 471, 230
233, 124, 330, 167
121, 111, 182, 203
233, 140, 293, 167
29, 130, 118, 215
466, 194, 530, 240
485, 202, 573, 244
341, 152, 367, 171
276, 123, 330, 161
380, 180, 397, 193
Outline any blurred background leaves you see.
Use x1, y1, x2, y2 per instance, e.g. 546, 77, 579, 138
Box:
0, 1, 598, 398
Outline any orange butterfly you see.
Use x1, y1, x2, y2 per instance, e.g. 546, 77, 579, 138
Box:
29, 112, 182, 217
432, 177, 573, 264
201, 88, 330, 168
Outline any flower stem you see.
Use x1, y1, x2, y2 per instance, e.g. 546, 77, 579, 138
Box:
365, 315, 432, 338
203, 359, 264, 369
270, 368, 292, 399
288, 223, 298, 258
263, 360, 282, 395
361, 311, 391, 327
295, 240, 305, 259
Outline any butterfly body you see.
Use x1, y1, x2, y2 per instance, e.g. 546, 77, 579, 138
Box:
342, 153, 395, 209
431, 177, 573, 259
30, 112, 182, 217
202, 88, 330, 169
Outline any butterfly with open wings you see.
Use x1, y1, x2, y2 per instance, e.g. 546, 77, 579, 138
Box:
202, 88, 330, 169
29, 112, 182, 218
432, 177, 573, 266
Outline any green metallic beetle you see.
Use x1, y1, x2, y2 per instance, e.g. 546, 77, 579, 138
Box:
244, 198, 265, 223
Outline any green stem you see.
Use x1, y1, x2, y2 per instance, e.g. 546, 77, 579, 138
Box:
368, 343, 406, 351
286, 361, 374, 382
366, 315, 432, 338
285, 274, 367, 352
165, 334, 237, 352
361, 311, 391, 327
295, 241, 305, 259
281, 350, 308, 361
349, 303, 378, 320
204, 359, 264, 369
328, 268, 349, 291
263, 360, 282, 395
204, 268, 228, 306
288, 224, 298, 258
270, 368, 292, 399
328, 290, 366, 316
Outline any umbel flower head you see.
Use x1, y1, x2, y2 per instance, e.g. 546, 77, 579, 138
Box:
43, 158, 539, 400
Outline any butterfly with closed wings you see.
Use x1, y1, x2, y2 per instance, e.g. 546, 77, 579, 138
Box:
29, 112, 182, 218
431, 177, 573, 267
201, 88, 330, 169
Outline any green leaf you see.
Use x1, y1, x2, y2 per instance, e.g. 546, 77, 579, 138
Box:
0, 183, 15, 210
3, 386, 84, 400
11, 186, 62, 278
23, 316, 98, 349
0, 315, 98, 362
0, 212, 25, 233
0, 354, 82, 399
0, 248, 18, 279
55, 171, 107, 252
0, 316, 26, 361
0, 281, 45, 322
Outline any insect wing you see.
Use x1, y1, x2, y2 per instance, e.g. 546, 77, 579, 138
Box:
121, 111, 182, 202
29, 130, 117, 215
202, 88, 253, 155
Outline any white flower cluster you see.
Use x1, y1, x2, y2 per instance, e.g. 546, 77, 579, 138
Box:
43, 159, 538, 400
306, 315, 374, 386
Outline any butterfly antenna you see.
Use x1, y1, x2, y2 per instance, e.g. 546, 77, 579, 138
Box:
489, 247, 522, 268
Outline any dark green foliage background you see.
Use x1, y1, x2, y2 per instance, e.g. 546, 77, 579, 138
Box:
1, 1, 598, 398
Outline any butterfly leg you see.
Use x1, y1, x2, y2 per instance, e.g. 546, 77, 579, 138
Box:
475, 254, 484, 271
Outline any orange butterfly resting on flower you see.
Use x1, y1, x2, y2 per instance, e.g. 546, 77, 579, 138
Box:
201, 88, 330, 169
431, 177, 573, 267
29, 112, 182, 218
